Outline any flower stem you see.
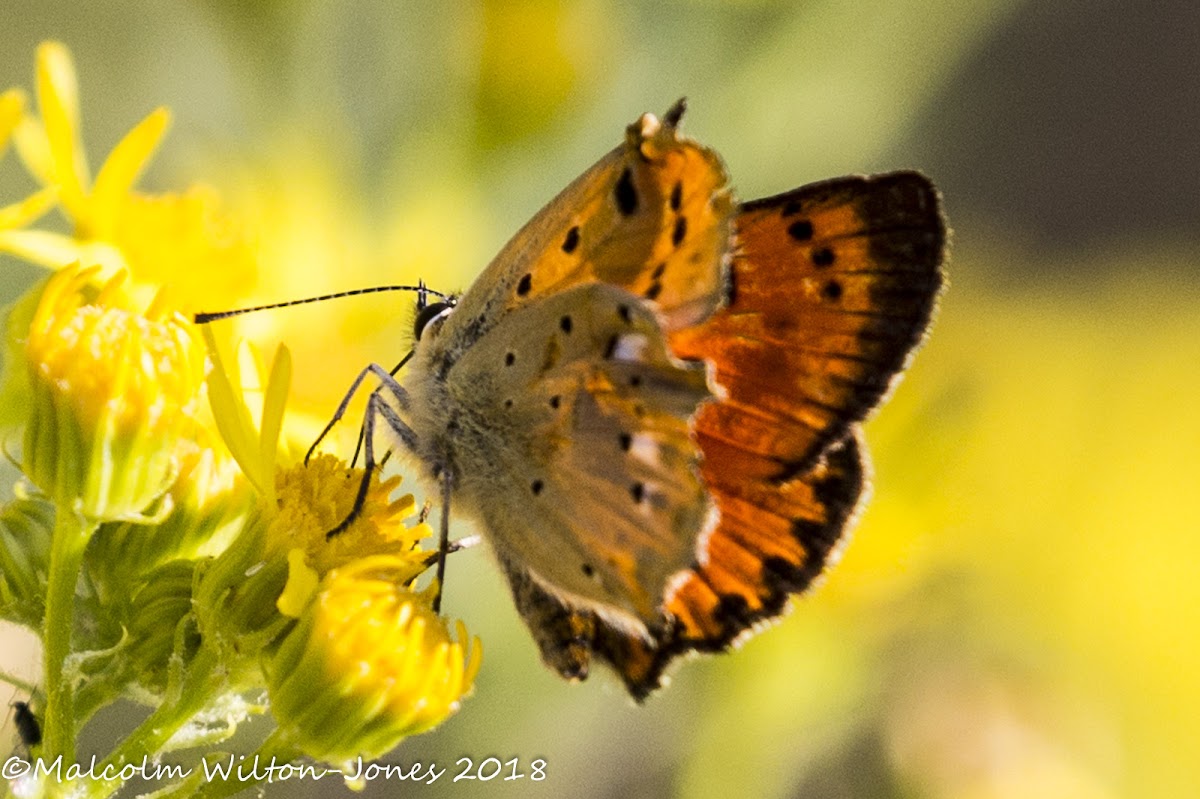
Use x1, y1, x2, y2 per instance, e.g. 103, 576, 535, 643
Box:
41, 507, 94, 768
167, 731, 302, 799
74, 643, 224, 799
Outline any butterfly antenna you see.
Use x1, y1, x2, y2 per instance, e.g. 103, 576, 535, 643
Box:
193, 284, 448, 324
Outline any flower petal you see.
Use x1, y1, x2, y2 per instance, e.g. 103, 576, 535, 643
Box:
91, 107, 172, 235
0, 187, 58, 231
200, 326, 271, 496
35, 41, 90, 222
12, 116, 54, 188
277, 548, 320, 618
0, 88, 26, 155
259, 344, 291, 478
0, 228, 125, 272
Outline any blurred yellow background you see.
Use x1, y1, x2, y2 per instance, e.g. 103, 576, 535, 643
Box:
3, 1, 1198, 797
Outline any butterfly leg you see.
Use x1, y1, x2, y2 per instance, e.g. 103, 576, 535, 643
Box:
325, 376, 418, 538
306, 362, 413, 464
433, 472, 452, 614
350, 356, 413, 467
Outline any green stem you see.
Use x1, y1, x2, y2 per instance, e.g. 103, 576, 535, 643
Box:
42, 508, 94, 768
169, 731, 302, 799
73, 644, 224, 799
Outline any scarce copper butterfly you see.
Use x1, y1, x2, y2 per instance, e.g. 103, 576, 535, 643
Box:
339, 100, 944, 699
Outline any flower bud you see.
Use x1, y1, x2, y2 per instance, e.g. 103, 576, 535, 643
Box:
266, 557, 481, 764
21, 265, 206, 521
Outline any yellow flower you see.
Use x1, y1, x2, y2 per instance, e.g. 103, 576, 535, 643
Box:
0, 87, 57, 241
21, 264, 206, 521
4, 42, 256, 310
265, 556, 481, 764
0, 87, 23, 154
270, 455, 424, 577
193, 326, 480, 762
86, 437, 254, 602
194, 331, 441, 658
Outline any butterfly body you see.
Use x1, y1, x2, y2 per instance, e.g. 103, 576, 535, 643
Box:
383, 102, 945, 698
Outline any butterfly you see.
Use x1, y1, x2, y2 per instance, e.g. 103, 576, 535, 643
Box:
357, 100, 945, 700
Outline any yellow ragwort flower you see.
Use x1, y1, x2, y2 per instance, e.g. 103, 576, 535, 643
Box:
22, 264, 207, 520
195, 331, 441, 652
4, 42, 256, 309
1, 87, 24, 156
271, 455, 424, 576
0, 87, 57, 240
193, 326, 480, 755
266, 556, 482, 764
268, 454, 430, 619
86, 436, 254, 604
193, 453, 435, 658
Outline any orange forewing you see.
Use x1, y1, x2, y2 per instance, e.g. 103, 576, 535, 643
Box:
610, 172, 944, 697
673, 171, 945, 474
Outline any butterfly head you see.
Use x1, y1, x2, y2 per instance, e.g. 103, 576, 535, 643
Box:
413, 293, 458, 342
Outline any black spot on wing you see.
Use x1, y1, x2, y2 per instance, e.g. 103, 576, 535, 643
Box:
615, 167, 638, 216
821, 279, 843, 302
672, 216, 687, 247
787, 219, 814, 241
562, 226, 580, 254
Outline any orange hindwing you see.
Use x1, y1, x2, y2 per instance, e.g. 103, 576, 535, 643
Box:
611, 172, 945, 697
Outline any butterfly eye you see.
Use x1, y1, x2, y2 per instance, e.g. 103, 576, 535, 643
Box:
413, 301, 455, 341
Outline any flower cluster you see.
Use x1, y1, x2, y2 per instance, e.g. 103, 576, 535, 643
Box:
0, 42, 478, 798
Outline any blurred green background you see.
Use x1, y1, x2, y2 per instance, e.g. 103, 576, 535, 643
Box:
3, 1, 1198, 797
